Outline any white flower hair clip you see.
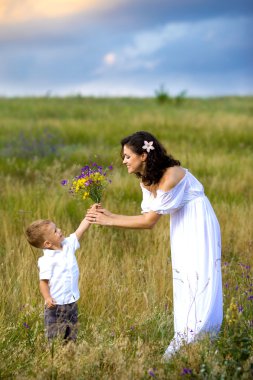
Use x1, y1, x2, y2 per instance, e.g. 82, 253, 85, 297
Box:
142, 140, 155, 153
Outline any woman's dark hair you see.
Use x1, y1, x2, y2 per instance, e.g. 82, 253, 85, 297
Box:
121, 131, 180, 185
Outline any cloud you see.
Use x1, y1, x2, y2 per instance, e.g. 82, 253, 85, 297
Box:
0, 0, 252, 96
103, 53, 117, 65
97, 16, 253, 74
1, 0, 253, 42
0, 0, 120, 24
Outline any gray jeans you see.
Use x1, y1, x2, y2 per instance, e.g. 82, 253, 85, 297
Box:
44, 302, 78, 341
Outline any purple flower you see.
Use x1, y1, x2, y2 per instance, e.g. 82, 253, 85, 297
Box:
247, 295, 253, 301
181, 368, 192, 376
61, 179, 68, 186
148, 369, 156, 378
108, 165, 113, 170
78, 173, 87, 179
23, 322, 30, 329
238, 305, 243, 313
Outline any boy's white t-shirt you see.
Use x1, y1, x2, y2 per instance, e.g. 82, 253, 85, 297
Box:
38, 233, 80, 305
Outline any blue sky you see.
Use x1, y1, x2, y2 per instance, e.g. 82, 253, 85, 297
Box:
0, 0, 252, 97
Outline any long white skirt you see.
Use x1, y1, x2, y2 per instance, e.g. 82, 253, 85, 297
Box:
164, 196, 223, 359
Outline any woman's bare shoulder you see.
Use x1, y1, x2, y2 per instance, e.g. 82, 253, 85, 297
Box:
159, 166, 186, 192
140, 181, 153, 193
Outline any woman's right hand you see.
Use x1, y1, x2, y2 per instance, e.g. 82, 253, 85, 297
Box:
98, 207, 113, 217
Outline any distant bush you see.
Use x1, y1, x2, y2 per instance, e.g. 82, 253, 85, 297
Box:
174, 90, 187, 105
155, 85, 187, 105
155, 85, 171, 104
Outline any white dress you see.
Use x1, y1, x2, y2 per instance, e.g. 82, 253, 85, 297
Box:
141, 169, 223, 359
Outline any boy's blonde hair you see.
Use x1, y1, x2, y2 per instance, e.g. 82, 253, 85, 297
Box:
25, 219, 52, 248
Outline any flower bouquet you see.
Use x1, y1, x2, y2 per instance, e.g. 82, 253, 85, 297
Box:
61, 162, 113, 203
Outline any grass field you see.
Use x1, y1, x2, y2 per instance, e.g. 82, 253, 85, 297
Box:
0, 96, 252, 379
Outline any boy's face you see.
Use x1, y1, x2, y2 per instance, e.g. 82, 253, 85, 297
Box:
43, 222, 65, 250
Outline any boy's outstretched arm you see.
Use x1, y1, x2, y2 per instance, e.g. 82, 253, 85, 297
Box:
75, 204, 98, 240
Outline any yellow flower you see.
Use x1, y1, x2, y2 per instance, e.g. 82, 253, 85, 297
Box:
82, 192, 89, 199
225, 297, 238, 325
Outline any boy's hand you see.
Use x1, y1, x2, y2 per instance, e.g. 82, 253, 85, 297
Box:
45, 297, 56, 309
85, 204, 101, 222
88, 203, 101, 211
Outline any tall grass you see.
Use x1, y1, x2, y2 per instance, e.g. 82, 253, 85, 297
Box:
0, 96, 252, 379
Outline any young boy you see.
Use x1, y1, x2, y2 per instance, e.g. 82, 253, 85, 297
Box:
25, 212, 93, 342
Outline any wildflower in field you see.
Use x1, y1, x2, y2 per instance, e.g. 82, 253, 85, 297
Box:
23, 322, 30, 329
181, 368, 192, 376
238, 305, 243, 313
225, 297, 239, 325
61, 162, 113, 203
148, 368, 156, 378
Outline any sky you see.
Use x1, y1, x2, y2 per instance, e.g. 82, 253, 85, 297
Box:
0, 0, 252, 97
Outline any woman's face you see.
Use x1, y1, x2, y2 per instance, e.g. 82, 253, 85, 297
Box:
122, 145, 146, 174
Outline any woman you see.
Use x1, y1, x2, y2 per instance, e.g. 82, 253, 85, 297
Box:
87, 131, 223, 360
